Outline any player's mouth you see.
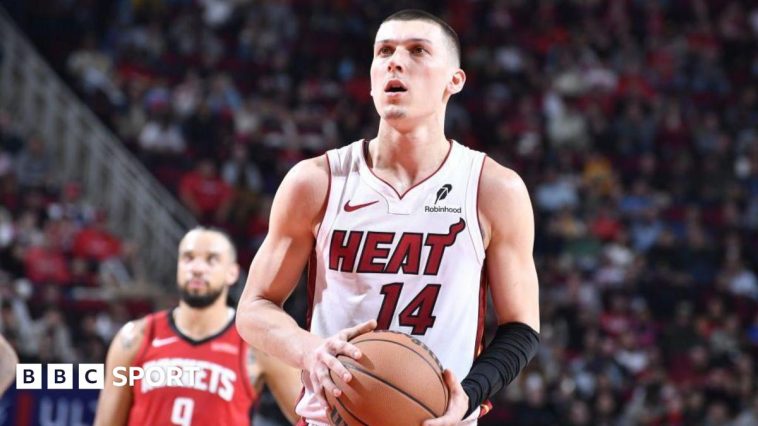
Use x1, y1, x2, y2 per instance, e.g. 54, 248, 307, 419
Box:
384, 79, 408, 96
186, 278, 208, 290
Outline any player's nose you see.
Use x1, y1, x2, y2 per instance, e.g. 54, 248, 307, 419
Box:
387, 60, 403, 73
188, 258, 209, 272
386, 53, 405, 73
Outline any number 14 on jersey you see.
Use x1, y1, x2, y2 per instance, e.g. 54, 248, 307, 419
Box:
376, 283, 441, 335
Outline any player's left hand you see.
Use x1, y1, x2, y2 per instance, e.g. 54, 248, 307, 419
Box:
422, 369, 469, 426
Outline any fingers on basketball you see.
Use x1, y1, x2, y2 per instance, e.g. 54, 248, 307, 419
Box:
344, 320, 377, 340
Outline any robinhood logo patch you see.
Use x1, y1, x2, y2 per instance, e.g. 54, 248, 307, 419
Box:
427, 184, 461, 213
435, 184, 452, 204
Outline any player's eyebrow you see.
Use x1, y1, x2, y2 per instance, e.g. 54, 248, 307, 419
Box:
374, 38, 432, 45
180, 249, 224, 258
203, 249, 224, 257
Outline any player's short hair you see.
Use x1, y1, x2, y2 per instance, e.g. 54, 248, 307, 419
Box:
184, 226, 237, 262
381, 9, 461, 66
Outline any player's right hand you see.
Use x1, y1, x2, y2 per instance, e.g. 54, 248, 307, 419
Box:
305, 319, 377, 405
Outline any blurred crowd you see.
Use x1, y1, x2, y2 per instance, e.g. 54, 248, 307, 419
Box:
2, 0, 758, 425
0, 111, 159, 367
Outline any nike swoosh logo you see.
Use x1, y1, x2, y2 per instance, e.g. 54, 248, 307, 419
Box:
344, 200, 378, 212
151, 337, 179, 348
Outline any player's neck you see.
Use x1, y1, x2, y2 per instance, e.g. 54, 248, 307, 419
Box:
174, 302, 233, 340
371, 121, 450, 187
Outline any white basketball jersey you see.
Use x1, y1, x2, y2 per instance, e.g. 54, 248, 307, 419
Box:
296, 140, 487, 425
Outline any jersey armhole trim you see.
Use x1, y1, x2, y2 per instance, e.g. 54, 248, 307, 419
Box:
314, 152, 332, 241
466, 153, 487, 263
475, 155, 486, 255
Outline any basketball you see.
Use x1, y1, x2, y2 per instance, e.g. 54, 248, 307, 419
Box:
325, 330, 449, 426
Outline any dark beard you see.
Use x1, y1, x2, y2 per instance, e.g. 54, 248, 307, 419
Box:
179, 286, 225, 308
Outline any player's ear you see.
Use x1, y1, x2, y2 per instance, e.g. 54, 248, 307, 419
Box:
227, 263, 240, 286
447, 68, 466, 95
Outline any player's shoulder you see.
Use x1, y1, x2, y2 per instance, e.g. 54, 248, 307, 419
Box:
271, 154, 331, 231
283, 154, 329, 191
478, 157, 533, 238
479, 156, 530, 203
118, 316, 149, 339
279, 155, 329, 205
111, 315, 150, 358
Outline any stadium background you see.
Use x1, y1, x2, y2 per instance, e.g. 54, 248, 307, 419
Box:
0, 0, 757, 425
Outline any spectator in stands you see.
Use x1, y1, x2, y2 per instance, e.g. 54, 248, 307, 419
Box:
222, 144, 263, 194
0, 111, 23, 155
0, 281, 33, 357
734, 394, 758, 426
66, 33, 122, 106
28, 307, 76, 363
72, 214, 122, 262
222, 144, 264, 239
23, 236, 71, 285
14, 136, 53, 191
98, 240, 145, 292
719, 256, 758, 300
534, 167, 579, 213
183, 101, 220, 160
49, 181, 96, 225
138, 108, 186, 155
206, 73, 242, 115
115, 80, 149, 143
179, 159, 233, 224
75, 314, 107, 363
172, 69, 203, 120
234, 97, 261, 139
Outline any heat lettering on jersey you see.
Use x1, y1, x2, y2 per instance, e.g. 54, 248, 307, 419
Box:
329, 219, 465, 275
140, 358, 237, 401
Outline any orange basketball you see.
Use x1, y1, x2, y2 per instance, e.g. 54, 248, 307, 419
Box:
325, 330, 449, 426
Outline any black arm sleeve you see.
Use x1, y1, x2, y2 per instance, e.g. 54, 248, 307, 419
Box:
461, 322, 540, 417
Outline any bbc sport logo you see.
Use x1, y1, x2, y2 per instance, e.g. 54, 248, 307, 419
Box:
16, 363, 202, 390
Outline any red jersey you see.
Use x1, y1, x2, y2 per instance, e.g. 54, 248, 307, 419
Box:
127, 309, 258, 426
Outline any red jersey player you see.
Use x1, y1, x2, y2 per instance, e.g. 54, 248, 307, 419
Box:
94, 228, 301, 425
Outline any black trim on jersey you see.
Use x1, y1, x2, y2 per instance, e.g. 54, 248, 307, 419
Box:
167, 307, 236, 346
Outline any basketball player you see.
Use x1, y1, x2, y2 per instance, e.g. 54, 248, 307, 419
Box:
0, 334, 18, 396
94, 228, 301, 426
237, 9, 540, 426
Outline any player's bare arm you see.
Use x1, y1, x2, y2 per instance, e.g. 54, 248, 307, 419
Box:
479, 158, 540, 332
237, 156, 326, 365
0, 334, 18, 396
250, 347, 302, 424
236, 156, 375, 403
426, 157, 540, 426
93, 317, 147, 426
246, 346, 264, 393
